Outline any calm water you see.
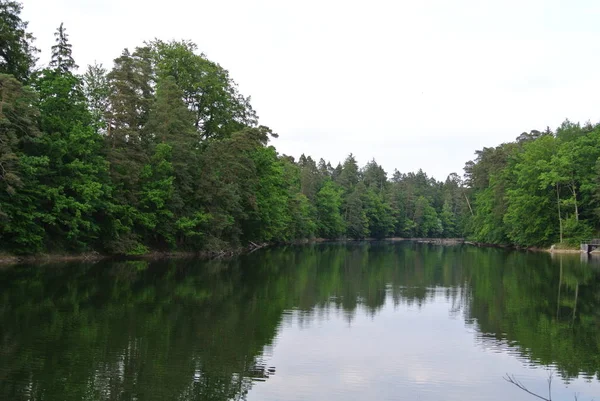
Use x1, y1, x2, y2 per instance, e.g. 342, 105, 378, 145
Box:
1, 242, 600, 401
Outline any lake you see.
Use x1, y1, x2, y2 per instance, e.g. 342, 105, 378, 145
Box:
1, 242, 599, 401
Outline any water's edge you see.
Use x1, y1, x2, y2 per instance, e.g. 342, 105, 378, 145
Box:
0, 237, 586, 266
0, 238, 464, 266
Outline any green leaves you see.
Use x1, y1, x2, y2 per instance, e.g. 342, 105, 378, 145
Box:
0, 0, 38, 82
83, 63, 109, 133
315, 180, 345, 238
7, 0, 600, 254
466, 120, 600, 247
150, 39, 257, 140
0, 74, 39, 193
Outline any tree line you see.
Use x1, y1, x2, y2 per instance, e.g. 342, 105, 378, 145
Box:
465, 122, 600, 247
0, 1, 467, 255
1, 0, 599, 255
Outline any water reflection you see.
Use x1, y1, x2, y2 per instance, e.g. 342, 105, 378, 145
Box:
0, 242, 599, 400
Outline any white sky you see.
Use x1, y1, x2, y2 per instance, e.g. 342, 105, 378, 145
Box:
22, 0, 600, 180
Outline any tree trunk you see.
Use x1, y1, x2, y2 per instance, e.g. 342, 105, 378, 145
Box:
463, 192, 474, 216
569, 181, 579, 221
557, 184, 563, 243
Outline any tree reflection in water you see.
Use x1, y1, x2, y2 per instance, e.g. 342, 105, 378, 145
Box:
1, 242, 599, 400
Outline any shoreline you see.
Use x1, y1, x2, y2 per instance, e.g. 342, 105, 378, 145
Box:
0, 238, 463, 266
0, 238, 592, 266
466, 241, 593, 254
0, 248, 250, 267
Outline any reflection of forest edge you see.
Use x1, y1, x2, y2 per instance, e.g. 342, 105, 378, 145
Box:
1, 242, 599, 401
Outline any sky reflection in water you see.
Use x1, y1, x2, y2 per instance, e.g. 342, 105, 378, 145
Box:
1, 242, 599, 401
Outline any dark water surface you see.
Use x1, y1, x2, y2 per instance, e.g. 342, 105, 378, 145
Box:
1, 242, 600, 401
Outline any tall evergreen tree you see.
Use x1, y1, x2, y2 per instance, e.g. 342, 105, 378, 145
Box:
106, 48, 154, 148
337, 154, 359, 190
49, 23, 77, 73
317, 158, 329, 177
103, 48, 154, 211
143, 75, 210, 248
344, 184, 369, 239
362, 159, 387, 193
145, 76, 197, 146
27, 27, 113, 251
299, 155, 321, 201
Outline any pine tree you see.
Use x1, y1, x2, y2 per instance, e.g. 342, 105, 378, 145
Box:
344, 184, 369, 239
103, 47, 154, 214
143, 75, 206, 247
299, 155, 321, 201
28, 28, 112, 251
106, 48, 154, 148
337, 154, 359, 190
145, 76, 196, 145
49, 23, 78, 73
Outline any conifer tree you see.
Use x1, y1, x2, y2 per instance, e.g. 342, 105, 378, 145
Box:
49, 23, 77, 73
337, 154, 359, 190
104, 48, 154, 211
106, 48, 154, 148
29, 26, 112, 251
344, 184, 369, 239
144, 75, 209, 247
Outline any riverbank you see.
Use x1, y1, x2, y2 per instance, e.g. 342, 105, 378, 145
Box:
1, 237, 589, 266
0, 244, 268, 267
0, 251, 190, 267
0, 238, 467, 266
548, 248, 584, 253
465, 241, 594, 254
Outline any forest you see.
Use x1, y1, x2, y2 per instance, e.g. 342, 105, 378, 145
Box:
1, 0, 599, 255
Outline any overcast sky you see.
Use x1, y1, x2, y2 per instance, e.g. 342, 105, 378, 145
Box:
21, 0, 600, 180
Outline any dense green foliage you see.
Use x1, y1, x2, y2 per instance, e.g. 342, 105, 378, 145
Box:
1, 1, 599, 254
465, 123, 600, 247
0, 3, 467, 255
1, 243, 599, 400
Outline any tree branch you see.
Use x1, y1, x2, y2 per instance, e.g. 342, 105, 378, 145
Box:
503, 374, 551, 401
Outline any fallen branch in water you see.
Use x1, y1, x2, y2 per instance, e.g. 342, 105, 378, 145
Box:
504, 373, 553, 401
248, 242, 268, 253
504, 373, 590, 401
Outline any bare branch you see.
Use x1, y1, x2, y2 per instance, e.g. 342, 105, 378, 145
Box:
503, 374, 551, 401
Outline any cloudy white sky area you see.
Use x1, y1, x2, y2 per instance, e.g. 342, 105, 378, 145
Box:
21, 0, 600, 180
